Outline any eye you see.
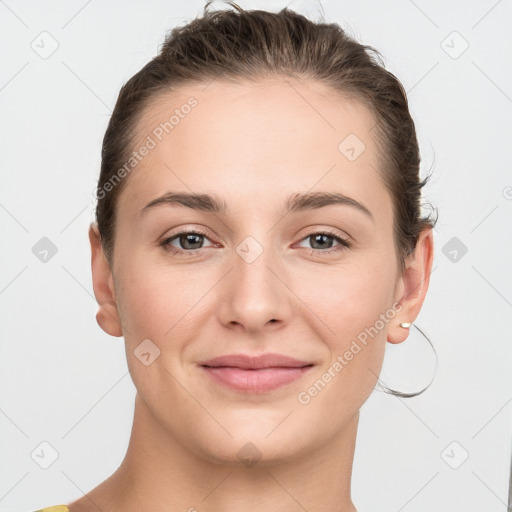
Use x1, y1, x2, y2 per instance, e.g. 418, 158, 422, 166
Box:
159, 228, 216, 255
159, 228, 352, 257
297, 230, 352, 255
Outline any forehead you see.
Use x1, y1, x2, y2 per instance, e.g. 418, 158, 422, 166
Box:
118, 77, 390, 222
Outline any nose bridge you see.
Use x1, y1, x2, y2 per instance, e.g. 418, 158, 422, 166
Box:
233, 232, 281, 298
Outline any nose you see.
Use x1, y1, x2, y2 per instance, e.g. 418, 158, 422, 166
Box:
216, 238, 294, 334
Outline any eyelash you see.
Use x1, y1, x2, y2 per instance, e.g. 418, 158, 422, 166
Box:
159, 228, 352, 257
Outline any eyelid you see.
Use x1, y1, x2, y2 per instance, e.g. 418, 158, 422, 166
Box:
295, 225, 352, 243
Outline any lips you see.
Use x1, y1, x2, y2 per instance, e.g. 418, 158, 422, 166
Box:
198, 353, 314, 393
198, 353, 312, 370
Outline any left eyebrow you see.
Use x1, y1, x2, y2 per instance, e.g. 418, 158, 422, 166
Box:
283, 191, 373, 220
139, 190, 373, 221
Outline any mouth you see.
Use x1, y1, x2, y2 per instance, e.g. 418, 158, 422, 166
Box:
199, 361, 314, 393
198, 353, 313, 370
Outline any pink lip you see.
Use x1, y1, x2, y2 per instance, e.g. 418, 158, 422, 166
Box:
198, 353, 314, 393
198, 353, 312, 370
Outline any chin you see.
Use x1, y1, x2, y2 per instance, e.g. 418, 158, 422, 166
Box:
189, 422, 314, 468
198, 439, 307, 468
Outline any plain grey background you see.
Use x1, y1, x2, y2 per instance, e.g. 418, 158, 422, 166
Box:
1, 1, 511, 511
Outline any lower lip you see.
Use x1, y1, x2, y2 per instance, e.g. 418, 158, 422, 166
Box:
201, 365, 313, 393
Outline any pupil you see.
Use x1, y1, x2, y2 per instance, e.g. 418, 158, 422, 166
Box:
182, 234, 202, 249
313, 234, 331, 249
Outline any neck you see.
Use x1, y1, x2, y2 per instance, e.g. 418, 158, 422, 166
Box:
69, 392, 360, 512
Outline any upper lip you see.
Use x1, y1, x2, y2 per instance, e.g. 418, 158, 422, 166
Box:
198, 353, 313, 370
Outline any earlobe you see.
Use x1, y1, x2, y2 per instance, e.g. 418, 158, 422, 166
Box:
388, 227, 434, 344
89, 222, 123, 338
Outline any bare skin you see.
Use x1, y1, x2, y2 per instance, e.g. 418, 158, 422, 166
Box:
69, 76, 434, 512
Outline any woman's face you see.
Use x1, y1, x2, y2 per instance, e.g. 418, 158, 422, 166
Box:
93, 77, 423, 465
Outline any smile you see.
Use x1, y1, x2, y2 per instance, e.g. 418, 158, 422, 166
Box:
200, 365, 314, 393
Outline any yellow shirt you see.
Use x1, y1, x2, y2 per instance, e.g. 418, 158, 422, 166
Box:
34, 507, 69, 512
33, 504, 370, 512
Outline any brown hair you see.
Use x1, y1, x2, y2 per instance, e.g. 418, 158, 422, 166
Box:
95, 0, 437, 274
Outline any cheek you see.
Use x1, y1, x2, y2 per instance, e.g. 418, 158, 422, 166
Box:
303, 257, 397, 331
294, 276, 391, 426
114, 263, 208, 404
115, 257, 213, 345
299, 258, 396, 382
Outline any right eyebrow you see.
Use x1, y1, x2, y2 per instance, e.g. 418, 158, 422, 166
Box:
140, 192, 227, 216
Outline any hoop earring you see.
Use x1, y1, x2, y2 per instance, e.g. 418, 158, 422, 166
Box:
376, 323, 438, 398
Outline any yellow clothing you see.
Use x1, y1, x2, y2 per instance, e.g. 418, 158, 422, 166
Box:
34, 506, 69, 512
32, 504, 370, 512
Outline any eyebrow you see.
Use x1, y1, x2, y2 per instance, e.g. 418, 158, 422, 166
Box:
140, 191, 373, 220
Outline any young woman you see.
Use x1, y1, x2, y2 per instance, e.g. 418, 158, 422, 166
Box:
32, 2, 436, 511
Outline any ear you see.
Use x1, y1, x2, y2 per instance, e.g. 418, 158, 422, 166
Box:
89, 222, 123, 337
388, 227, 434, 344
